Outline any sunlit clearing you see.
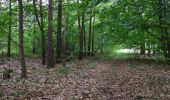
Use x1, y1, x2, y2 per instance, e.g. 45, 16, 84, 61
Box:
116, 49, 137, 54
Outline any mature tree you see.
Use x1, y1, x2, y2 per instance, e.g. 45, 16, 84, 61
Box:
63, 10, 69, 58
88, 10, 92, 56
77, 0, 83, 60
33, 0, 46, 65
47, 0, 54, 68
56, 0, 63, 63
18, 0, 26, 78
82, 13, 86, 56
7, 0, 12, 57
92, 9, 96, 55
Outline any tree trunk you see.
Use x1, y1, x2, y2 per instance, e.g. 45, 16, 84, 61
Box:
147, 44, 151, 57
32, 38, 36, 54
165, 28, 170, 58
92, 9, 95, 56
64, 12, 69, 58
140, 41, 145, 55
47, 0, 54, 68
78, 0, 83, 60
33, 0, 46, 65
82, 13, 86, 56
7, 0, 12, 57
88, 10, 92, 56
32, 20, 36, 54
39, 0, 46, 65
18, 0, 26, 78
56, 0, 62, 63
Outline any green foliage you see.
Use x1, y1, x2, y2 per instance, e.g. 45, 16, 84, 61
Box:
57, 67, 70, 76
0, 0, 169, 60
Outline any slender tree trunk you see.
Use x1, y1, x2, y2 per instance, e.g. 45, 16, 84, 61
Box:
39, 0, 46, 65
140, 41, 145, 55
33, 0, 46, 65
7, 0, 12, 57
64, 12, 69, 58
165, 28, 170, 58
18, 0, 26, 78
79, 24, 84, 60
147, 44, 151, 56
153, 44, 157, 55
32, 38, 36, 54
47, 0, 54, 68
56, 0, 62, 63
78, 0, 83, 60
92, 10, 96, 56
32, 19, 36, 54
88, 10, 92, 56
82, 13, 86, 56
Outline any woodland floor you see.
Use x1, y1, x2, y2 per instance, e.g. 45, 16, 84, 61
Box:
1, 56, 170, 100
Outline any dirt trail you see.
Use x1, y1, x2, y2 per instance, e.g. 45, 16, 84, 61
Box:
1, 58, 170, 100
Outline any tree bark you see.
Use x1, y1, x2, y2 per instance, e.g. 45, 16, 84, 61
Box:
47, 0, 54, 68
165, 28, 170, 58
7, 0, 12, 57
92, 9, 96, 56
82, 13, 86, 56
88, 10, 92, 56
56, 0, 63, 63
18, 0, 26, 78
64, 12, 69, 58
33, 0, 46, 65
140, 41, 145, 55
147, 44, 151, 56
78, 0, 83, 60
39, 0, 46, 65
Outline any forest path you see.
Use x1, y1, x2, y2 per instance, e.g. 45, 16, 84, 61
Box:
60, 59, 115, 100
1, 57, 170, 99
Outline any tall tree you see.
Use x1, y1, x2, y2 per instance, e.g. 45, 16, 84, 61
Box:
88, 10, 92, 56
33, 0, 46, 65
39, 0, 46, 65
78, 0, 83, 60
91, 9, 96, 55
18, 0, 26, 78
7, 0, 12, 57
63, 11, 69, 58
32, 20, 36, 54
82, 13, 86, 56
56, 0, 63, 63
47, 0, 54, 68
